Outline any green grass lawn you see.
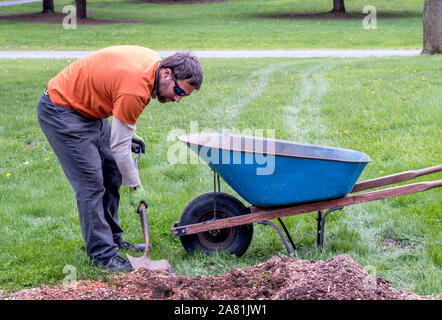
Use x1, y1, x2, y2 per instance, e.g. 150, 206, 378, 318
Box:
0, 55, 440, 296
0, 0, 425, 50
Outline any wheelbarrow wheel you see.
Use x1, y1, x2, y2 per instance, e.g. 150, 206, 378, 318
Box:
179, 192, 253, 257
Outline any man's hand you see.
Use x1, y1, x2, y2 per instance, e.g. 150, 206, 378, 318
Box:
131, 133, 146, 154
129, 185, 149, 213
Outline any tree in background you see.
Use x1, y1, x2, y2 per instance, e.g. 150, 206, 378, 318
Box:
331, 0, 345, 13
76, 0, 87, 19
422, 0, 442, 54
42, 0, 54, 13
42, 0, 86, 19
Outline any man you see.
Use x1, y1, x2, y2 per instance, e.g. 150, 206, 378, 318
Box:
37, 45, 203, 271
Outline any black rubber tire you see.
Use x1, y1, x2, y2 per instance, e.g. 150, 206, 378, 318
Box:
179, 192, 253, 257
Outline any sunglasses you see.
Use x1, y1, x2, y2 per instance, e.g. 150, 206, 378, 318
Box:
171, 72, 187, 96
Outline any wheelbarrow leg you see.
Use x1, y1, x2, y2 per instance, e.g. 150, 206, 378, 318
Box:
317, 207, 344, 253
317, 210, 323, 248
258, 220, 295, 255
211, 169, 221, 220
277, 218, 297, 252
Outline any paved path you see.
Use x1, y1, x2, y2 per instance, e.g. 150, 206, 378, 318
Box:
0, 49, 421, 59
0, 2, 423, 59
0, 0, 41, 7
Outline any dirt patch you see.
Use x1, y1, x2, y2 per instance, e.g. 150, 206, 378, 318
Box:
0, 12, 144, 25
124, 0, 228, 4
260, 11, 421, 21
92, 0, 228, 5
382, 237, 416, 251
4, 254, 428, 300
382, 238, 402, 249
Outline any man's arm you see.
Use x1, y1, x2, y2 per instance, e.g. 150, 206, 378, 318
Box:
110, 116, 141, 187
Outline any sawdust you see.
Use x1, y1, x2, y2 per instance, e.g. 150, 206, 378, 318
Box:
4, 254, 428, 300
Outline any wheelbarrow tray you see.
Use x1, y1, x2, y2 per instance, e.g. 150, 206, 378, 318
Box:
178, 133, 371, 207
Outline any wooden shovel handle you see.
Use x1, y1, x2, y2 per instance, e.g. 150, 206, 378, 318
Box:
137, 202, 150, 256
138, 202, 147, 213
351, 164, 442, 193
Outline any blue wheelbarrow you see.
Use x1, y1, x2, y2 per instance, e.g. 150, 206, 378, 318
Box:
171, 133, 442, 256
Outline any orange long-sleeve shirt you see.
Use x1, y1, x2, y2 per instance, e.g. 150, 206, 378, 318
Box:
47, 45, 162, 125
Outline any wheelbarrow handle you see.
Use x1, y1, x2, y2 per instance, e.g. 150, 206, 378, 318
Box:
351, 164, 442, 193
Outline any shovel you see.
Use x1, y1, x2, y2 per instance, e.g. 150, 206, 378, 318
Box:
126, 146, 174, 272
126, 202, 174, 272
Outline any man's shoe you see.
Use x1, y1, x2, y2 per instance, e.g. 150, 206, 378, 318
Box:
94, 255, 133, 272
116, 238, 149, 252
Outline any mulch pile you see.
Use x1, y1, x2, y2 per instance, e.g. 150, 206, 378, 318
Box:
3, 254, 427, 300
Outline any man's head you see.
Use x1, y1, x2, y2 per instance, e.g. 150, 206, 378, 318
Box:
156, 52, 203, 103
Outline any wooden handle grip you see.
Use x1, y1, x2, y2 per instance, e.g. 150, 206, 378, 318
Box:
352, 164, 442, 193
138, 202, 147, 213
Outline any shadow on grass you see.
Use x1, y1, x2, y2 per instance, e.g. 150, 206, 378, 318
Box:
92, 0, 229, 5
0, 12, 145, 25
257, 11, 422, 21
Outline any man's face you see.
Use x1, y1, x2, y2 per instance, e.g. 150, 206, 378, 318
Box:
157, 69, 196, 104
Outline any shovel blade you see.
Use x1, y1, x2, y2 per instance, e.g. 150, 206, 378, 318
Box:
126, 253, 174, 273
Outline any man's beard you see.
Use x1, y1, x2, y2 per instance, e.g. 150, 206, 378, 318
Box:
156, 80, 169, 103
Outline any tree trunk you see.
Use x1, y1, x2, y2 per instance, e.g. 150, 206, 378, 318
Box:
76, 0, 87, 19
331, 0, 345, 13
42, 0, 54, 14
422, 0, 442, 54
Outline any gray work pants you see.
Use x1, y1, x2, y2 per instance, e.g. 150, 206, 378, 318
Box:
37, 92, 123, 263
